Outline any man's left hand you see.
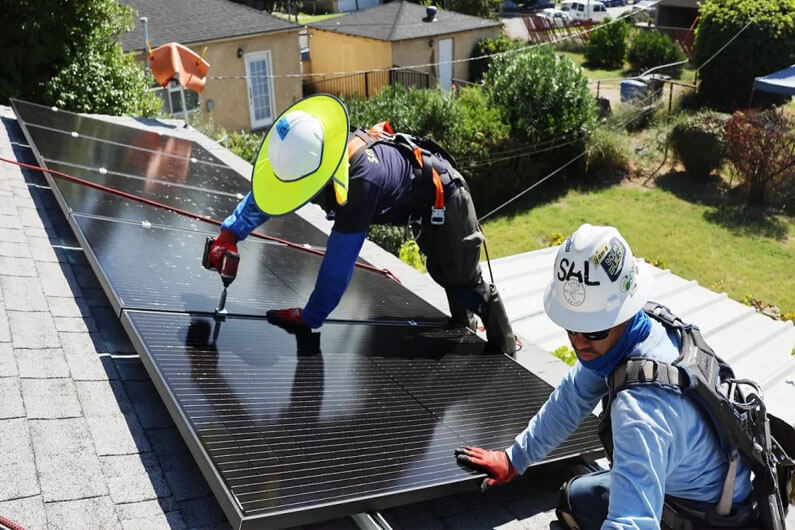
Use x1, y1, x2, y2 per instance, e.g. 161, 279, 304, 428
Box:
455, 446, 518, 491
267, 308, 310, 331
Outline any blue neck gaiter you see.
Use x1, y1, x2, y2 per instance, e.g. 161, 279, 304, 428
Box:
578, 311, 652, 378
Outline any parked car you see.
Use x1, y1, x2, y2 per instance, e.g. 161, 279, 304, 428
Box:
538, 7, 573, 25
568, 1, 608, 22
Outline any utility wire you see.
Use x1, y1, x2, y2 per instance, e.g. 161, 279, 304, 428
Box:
477, 101, 662, 223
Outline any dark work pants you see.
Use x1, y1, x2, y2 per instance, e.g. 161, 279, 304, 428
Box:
415, 174, 515, 354
559, 470, 754, 530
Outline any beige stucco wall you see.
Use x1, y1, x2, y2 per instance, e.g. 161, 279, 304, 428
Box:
391, 26, 501, 85
306, 29, 392, 97
134, 30, 302, 132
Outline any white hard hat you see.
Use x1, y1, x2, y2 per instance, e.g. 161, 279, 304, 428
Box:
267, 110, 324, 181
543, 224, 652, 332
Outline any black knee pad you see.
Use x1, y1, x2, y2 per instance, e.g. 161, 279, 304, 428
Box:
556, 477, 582, 530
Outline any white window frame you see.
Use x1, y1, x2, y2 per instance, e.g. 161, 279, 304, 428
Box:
244, 50, 277, 130
153, 80, 201, 117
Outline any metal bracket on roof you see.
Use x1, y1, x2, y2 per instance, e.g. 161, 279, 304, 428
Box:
350, 511, 394, 530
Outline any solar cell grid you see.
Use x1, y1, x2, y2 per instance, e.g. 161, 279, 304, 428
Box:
123, 311, 601, 527
12, 99, 224, 165
72, 215, 447, 323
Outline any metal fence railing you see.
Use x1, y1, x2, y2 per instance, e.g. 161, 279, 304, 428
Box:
302, 68, 431, 98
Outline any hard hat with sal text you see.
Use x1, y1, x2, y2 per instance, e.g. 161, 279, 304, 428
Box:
251, 94, 349, 216
543, 224, 652, 332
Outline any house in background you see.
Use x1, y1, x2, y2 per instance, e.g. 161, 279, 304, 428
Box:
121, 0, 302, 131
305, 1, 502, 97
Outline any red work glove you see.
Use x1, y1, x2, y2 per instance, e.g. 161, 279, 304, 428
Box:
208, 229, 238, 273
454, 446, 518, 491
267, 308, 309, 331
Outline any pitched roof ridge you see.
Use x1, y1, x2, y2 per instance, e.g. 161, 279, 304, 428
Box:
387, 0, 405, 42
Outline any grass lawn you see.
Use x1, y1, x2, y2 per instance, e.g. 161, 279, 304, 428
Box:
560, 50, 698, 83
481, 184, 795, 315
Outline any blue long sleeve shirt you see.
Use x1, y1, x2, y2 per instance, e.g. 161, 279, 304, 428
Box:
220, 143, 416, 328
507, 319, 753, 529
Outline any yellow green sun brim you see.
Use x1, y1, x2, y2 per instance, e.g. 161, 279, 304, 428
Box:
251, 94, 349, 216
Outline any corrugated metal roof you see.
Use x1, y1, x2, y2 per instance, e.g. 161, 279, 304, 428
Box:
473, 247, 795, 424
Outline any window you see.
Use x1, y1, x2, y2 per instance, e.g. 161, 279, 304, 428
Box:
244, 50, 276, 130
153, 80, 200, 117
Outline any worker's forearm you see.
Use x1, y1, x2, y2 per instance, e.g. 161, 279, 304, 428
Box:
221, 192, 270, 241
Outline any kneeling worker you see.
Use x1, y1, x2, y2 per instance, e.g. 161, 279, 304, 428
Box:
205, 94, 515, 354
456, 223, 756, 528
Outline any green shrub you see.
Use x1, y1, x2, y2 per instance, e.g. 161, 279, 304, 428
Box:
223, 130, 264, 163
627, 29, 687, 78
584, 18, 630, 69
470, 35, 525, 82
551, 345, 577, 366
484, 45, 596, 144
398, 240, 426, 272
669, 111, 728, 178
586, 125, 631, 174
724, 109, 795, 209
367, 225, 406, 256
346, 84, 509, 162
694, 0, 795, 111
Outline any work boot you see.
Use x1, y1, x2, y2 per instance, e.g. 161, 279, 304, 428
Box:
484, 283, 516, 355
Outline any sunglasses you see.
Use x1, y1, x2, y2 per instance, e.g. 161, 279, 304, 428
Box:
566, 328, 610, 341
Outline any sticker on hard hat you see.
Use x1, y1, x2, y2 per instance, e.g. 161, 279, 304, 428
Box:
600, 237, 626, 282
590, 241, 610, 265
620, 269, 635, 294
564, 238, 572, 252
276, 117, 290, 140
563, 279, 586, 306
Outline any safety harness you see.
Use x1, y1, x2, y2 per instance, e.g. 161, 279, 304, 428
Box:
598, 302, 795, 530
346, 121, 461, 226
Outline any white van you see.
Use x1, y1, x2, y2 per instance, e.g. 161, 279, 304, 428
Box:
568, 1, 608, 22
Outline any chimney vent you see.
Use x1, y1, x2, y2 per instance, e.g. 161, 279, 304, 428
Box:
423, 5, 437, 21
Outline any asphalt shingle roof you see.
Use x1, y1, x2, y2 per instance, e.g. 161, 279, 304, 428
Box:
308, 0, 502, 41
120, 0, 299, 51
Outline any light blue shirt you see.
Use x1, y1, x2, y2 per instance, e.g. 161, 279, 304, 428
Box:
507, 319, 753, 529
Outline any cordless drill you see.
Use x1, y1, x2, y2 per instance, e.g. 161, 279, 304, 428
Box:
202, 236, 240, 320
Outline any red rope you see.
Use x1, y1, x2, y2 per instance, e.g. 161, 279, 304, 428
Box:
0, 156, 401, 284
0, 514, 27, 530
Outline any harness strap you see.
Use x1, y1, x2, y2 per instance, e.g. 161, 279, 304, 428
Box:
716, 450, 738, 516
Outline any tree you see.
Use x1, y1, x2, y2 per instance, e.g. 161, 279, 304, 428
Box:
584, 18, 630, 70
723, 110, 795, 210
1, 0, 161, 116
484, 45, 596, 144
627, 29, 687, 78
448, 0, 501, 19
694, 0, 795, 111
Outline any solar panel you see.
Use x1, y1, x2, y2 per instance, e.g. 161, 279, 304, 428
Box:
122, 310, 601, 528
11, 99, 603, 529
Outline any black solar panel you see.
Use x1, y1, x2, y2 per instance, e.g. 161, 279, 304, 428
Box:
122, 311, 601, 528
12, 99, 603, 530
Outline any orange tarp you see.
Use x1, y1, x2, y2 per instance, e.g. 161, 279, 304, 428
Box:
147, 42, 210, 93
